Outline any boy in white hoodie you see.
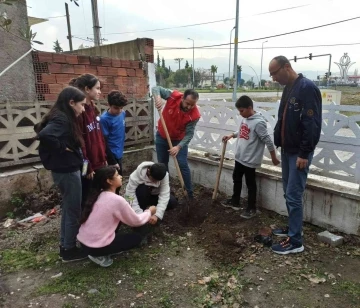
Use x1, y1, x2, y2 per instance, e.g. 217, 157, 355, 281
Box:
125, 162, 178, 225
222, 95, 280, 219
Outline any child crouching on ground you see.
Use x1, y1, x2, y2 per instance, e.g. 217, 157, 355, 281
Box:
77, 166, 156, 267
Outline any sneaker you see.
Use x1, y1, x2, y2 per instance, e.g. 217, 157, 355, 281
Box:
240, 209, 257, 219
62, 246, 88, 263
221, 199, 241, 211
59, 246, 65, 258
88, 255, 113, 267
271, 237, 304, 255
272, 226, 304, 237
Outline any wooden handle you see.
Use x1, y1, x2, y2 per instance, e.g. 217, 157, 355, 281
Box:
212, 141, 227, 200
157, 104, 188, 198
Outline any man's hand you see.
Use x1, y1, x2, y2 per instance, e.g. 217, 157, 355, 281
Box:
154, 96, 163, 110
296, 157, 308, 170
168, 145, 180, 157
222, 134, 233, 142
149, 215, 158, 225
86, 171, 95, 180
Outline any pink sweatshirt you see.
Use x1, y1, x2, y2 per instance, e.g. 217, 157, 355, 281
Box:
77, 191, 151, 248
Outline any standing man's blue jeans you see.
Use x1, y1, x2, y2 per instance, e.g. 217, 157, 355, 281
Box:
281, 151, 313, 246
155, 132, 193, 198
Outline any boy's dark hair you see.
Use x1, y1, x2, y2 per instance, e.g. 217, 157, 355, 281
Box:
149, 163, 167, 181
108, 90, 128, 107
235, 95, 253, 109
183, 89, 199, 101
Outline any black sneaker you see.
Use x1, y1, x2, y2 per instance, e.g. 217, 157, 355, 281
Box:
59, 246, 65, 258
221, 199, 241, 211
271, 237, 304, 255
240, 209, 257, 219
62, 246, 88, 263
272, 226, 303, 237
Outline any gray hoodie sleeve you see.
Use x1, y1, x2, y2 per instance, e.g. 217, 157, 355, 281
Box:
254, 121, 275, 152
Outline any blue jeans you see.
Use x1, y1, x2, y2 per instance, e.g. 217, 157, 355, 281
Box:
155, 132, 193, 198
52, 170, 82, 249
281, 151, 313, 246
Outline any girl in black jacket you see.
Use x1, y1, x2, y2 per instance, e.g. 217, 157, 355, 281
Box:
35, 86, 88, 262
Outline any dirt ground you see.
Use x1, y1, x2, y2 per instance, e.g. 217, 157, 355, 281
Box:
1, 182, 360, 308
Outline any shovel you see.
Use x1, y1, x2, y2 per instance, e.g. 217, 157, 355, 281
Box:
212, 140, 227, 200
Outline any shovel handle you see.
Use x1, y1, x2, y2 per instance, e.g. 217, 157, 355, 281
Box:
212, 140, 227, 200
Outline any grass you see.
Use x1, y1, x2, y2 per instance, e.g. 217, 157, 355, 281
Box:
333, 281, 360, 304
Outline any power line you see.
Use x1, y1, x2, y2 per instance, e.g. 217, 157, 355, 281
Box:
72, 2, 327, 36
155, 42, 360, 50
154, 16, 360, 50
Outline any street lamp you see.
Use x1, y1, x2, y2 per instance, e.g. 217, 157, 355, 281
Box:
228, 26, 236, 89
259, 40, 268, 89
248, 66, 260, 88
188, 38, 195, 88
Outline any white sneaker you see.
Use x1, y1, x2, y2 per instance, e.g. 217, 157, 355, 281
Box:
88, 255, 113, 267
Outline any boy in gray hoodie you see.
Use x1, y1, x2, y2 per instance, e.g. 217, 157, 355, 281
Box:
222, 95, 280, 219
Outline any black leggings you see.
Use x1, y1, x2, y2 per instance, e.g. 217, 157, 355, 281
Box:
81, 232, 142, 257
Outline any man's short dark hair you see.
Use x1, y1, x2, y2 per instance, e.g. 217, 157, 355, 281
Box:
235, 95, 253, 109
149, 163, 167, 181
272, 56, 291, 67
183, 89, 199, 101
108, 90, 128, 107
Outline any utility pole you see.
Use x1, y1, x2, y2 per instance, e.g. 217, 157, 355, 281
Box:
259, 40, 268, 88
65, 3, 73, 51
91, 0, 101, 46
188, 38, 195, 88
232, 0, 240, 102
174, 58, 184, 71
228, 26, 235, 89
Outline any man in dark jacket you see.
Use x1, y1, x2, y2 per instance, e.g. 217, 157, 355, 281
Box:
269, 56, 322, 255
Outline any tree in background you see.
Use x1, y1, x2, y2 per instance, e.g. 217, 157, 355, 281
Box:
210, 65, 218, 87
185, 60, 189, 69
53, 40, 63, 53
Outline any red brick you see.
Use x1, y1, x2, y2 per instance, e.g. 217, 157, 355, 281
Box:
38, 52, 53, 63
104, 76, 114, 84
118, 68, 127, 77
114, 77, 124, 86
85, 65, 98, 75
101, 58, 112, 67
74, 65, 86, 74
44, 94, 58, 101
55, 74, 70, 84
53, 54, 67, 63
126, 69, 136, 77
66, 55, 79, 64
78, 56, 90, 65
48, 83, 63, 93
107, 67, 118, 76
144, 45, 153, 55
61, 64, 75, 74
48, 63, 62, 73
136, 69, 145, 77
111, 59, 121, 67
127, 86, 136, 94
138, 77, 147, 86
97, 66, 108, 76
41, 74, 56, 84
90, 56, 102, 66
121, 60, 131, 68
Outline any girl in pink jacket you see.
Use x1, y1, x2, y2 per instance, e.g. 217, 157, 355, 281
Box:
77, 166, 156, 267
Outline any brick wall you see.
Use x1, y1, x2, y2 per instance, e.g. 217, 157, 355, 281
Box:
32, 51, 149, 101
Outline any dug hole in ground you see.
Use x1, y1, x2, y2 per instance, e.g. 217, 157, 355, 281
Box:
0, 178, 360, 308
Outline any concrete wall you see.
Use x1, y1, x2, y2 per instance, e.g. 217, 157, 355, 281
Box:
154, 150, 360, 236
70, 38, 154, 63
0, 0, 36, 101
0, 147, 153, 217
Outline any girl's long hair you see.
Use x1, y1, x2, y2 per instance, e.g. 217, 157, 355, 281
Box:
80, 166, 118, 224
69, 73, 101, 116
34, 86, 85, 147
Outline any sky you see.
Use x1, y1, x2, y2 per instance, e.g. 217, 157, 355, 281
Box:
26, 0, 360, 81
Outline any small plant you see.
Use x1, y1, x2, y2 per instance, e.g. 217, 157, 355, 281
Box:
5, 211, 14, 219
10, 193, 23, 208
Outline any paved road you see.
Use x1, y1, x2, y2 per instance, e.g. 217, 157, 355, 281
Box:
199, 91, 281, 100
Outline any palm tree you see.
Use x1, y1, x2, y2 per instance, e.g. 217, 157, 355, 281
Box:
210, 65, 218, 87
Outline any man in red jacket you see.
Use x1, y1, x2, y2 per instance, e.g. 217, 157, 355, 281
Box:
152, 86, 201, 201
